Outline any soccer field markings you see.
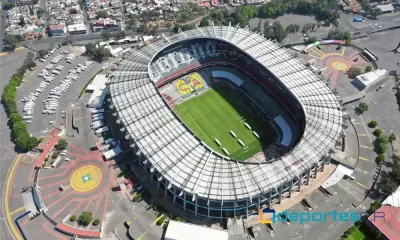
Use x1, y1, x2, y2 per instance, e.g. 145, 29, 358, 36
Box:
174, 87, 268, 160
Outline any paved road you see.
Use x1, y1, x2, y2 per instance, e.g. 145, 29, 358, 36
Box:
0, 10, 7, 51
22, 28, 172, 46
0, 45, 29, 240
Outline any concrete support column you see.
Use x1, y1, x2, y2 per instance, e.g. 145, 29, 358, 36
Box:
164, 180, 168, 198
173, 187, 176, 205
321, 156, 326, 172
278, 186, 283, 203
208, 204, 210, 220
307, 168, 311, 185
268, 191, 272, 208
288, 180, 293, 198
195, 198, 198, 217
183, 194, 187, 212
314, 164, 318, 178
246, 200, 249, 217
298, 174, 303, 191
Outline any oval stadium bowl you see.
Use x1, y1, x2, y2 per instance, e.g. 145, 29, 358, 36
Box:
108, 26, 343, 219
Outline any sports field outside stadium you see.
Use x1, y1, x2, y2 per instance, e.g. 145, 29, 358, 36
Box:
174, 85, 275, 161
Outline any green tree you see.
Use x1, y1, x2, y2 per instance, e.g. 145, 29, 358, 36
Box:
97, 11, 108, 19
199, 17, 209, 27
114, 31, 126, 40
305, 37, 318, 45
373, 129, 382, 137
37, 7, 46, 19
368, 120, 377, 128
101, 30, 111, 40
4, 35, 20, 49
234, 5, 258, 27
380, 176, 398, 196
2, 2, 15, 10
391, 154, 400, 180
377, 135, 389, 154
272, 21, 287, 43
355, 102, 369, 115
54, 139, 68, 151
286, 24, 300, 33
93, 219, 100, 226
19, 16, 26, 27
365, 66, 372, 72
79, 211, 93, 226
328, 29, 351, 44
347, 67, 362, 78
389, 133, 396, 142
70, 215, 77, 221
38, 49, 49, 58
258, 2, 286, 18
376, 154, 385, 164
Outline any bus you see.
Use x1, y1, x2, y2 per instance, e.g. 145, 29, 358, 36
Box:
91, 108, 105, 114
92, 115, 104, 121
95, 126, 109, 135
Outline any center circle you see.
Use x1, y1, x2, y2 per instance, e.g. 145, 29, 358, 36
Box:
332, 61, 347, 71
70, 165, 102, 193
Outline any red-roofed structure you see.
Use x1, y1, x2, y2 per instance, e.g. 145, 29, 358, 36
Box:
55, 223, 101, 239
35, 128, 62, 169
367, 206, 400, 240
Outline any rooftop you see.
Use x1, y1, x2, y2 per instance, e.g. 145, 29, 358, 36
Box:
165, 220, 228, 240
369, 206, 400, 240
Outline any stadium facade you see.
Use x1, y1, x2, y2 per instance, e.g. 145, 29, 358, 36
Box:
108, 25, 344, 219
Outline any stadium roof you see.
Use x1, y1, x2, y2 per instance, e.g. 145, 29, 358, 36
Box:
108, 25, 343, 201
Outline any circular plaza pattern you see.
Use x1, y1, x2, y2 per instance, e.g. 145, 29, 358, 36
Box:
70, 165, 102, 192
331, 61, 347, 71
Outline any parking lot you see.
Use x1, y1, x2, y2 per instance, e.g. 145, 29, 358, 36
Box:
16, 46, 101, 137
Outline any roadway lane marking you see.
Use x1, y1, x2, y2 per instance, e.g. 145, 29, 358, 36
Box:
359, 115, 372, 143
355, 168, 369, 174
308, 53, 321, 59
137, 214, 165, 240
352, 122, 361, 125
4, 154, 23, 240
341, 47, 346, 55
356, 182, 368, 189
74, 116, 90, 120
357, 133, 368, 137
359, 156, 370, 161
360, 145, 373, 150
9, 207, 25, 216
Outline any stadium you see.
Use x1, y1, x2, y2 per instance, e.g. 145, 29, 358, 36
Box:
108, 25, 344, 219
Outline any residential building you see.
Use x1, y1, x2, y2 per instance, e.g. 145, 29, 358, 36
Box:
91, 18, 121, 32
68, 23, 86, 35
50, 24, 68, 36
366, 206, 400, 240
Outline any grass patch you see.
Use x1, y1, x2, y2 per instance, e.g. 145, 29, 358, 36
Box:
174, 85, 274, 161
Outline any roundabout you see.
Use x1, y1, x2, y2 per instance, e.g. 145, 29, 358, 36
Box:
70, 165, 103, 193
331, 61, 348, 71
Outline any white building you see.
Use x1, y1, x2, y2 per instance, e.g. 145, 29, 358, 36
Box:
87, 73, 108, 108
165, 221, 229, 240
354, 69, 387, 89
377, 4, 395, 13
68, 23, 86, 35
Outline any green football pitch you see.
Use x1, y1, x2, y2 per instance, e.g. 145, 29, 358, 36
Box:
174, 86, 274, 161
